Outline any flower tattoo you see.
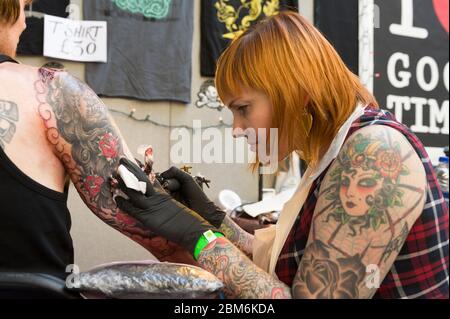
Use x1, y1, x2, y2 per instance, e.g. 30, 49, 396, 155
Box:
99, 132, 119, 160
83, 175, 105, 198
294, 240, 366, 298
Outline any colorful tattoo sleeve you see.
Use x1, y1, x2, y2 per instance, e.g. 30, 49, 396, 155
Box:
35, 68, 196, 265
198, 237, 291, 299
292, 126, 426, 299
219, 215, 254, 256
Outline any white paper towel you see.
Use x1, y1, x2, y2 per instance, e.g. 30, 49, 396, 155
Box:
118, 165, 147, 195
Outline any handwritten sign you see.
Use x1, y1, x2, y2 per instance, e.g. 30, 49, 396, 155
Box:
43, 15, 107, 62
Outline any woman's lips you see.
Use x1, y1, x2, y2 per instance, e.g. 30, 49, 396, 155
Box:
346, 201, 356, 209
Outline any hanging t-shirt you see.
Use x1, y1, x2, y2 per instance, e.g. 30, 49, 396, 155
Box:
17, 0, 70, 55
201, 0, 298, 77
84, 0, 194, 103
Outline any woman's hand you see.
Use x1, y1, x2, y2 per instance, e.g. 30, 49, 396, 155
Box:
161, 167, 255, 256
161, 167, 226, 228
113, 158, 218, 256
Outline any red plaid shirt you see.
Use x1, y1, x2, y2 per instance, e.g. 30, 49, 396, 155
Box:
275, 106, 449, 299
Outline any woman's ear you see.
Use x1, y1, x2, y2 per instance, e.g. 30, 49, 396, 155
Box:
304, 95, 310, 107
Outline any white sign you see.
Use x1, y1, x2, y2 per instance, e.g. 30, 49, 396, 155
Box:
44, 15, 107, 62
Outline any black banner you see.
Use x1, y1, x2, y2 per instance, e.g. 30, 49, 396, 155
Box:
17, 0, 70, 56
315, 0, 359, 75
374, 0, 449, 148
201, 0, 298, 77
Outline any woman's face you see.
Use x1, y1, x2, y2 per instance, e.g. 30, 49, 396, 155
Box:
223, 87, 289, 161
339, 167, 383, 217
0, 0, 27, 57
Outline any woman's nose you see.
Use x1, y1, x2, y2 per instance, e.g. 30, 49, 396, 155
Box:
232, 121, 247, 138
346, 183, 357, 198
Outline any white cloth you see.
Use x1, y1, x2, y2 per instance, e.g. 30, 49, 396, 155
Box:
253, 104, 367, 276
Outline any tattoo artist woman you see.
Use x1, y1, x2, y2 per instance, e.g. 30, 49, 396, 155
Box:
114, 12, 449, 299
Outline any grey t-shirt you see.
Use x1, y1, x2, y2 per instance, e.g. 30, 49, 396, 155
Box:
84, 0, 194, 103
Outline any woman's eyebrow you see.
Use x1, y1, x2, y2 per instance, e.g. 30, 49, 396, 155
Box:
229, 100, 246, 109
230, 99, 253, 109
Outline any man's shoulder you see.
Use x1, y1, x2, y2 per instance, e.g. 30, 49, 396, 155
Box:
0, 60, 38, 71
0, 61, 40, 84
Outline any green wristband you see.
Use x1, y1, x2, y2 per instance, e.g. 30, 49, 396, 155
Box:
194, 230, 224, 261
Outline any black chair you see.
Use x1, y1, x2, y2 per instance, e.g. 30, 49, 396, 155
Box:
0, 272, 81, 299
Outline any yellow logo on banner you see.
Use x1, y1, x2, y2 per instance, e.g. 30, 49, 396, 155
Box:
215, 0, 281, 40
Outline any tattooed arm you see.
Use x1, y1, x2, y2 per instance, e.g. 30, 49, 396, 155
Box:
189, 125, 426, 299
292, 125, 426, 298
35, 68, 196, 265
198, 236, 291, 298
219, 215, 254, 256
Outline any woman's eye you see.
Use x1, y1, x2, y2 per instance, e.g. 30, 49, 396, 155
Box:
341, 176, 350, 187
237, 105, 248, 116
358, 178, 377, 188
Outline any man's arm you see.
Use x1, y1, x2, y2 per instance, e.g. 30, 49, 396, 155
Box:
292, 125, 426, 298
35, 68, 196, 265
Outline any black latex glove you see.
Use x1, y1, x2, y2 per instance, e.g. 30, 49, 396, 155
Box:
161, 167, 226, 228
114, 158, 219, 256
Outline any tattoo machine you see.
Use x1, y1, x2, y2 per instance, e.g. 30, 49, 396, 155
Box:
143, 147, 211, 194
